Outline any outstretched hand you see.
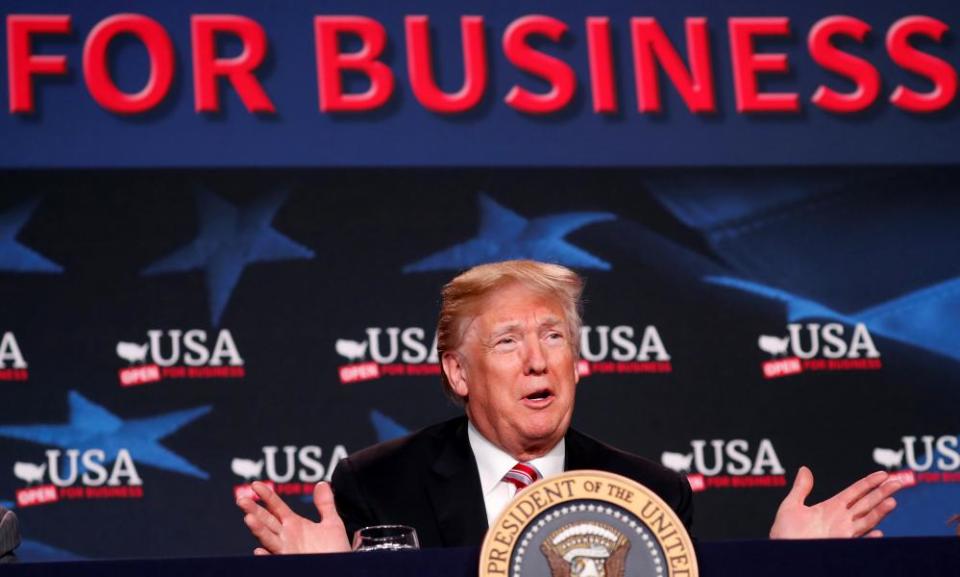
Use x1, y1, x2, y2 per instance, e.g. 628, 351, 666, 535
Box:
770, 467, 902, 539
236, 481, 350, 555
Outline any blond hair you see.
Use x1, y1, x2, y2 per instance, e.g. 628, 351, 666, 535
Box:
437, 260, 584, 404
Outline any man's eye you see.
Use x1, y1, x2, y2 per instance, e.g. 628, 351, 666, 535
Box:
546, 332, 564, 341
496, 337, 517, 346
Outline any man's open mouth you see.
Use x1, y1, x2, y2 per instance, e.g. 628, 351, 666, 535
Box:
524, 389, 553, 401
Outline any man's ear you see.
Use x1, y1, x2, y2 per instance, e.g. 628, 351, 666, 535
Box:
442, 351, 469, 398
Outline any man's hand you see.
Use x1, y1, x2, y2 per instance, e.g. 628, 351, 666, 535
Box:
236, 481, 350, 555
770, 467, 902, 539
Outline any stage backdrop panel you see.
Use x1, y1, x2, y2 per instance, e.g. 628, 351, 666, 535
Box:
0, 169, 957, 560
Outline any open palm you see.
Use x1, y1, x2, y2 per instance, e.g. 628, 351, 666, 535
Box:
237, 481, 350, 554
770, 467, 902, 539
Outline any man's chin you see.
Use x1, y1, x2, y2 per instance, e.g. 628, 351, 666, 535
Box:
520, 419, 568, 447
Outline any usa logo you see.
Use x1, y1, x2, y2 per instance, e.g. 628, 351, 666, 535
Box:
0, 331, 28, 381
757, 323, 881, 379
115, 329, 245, 386
334, 327, 439, 384
871, 434, 960, 488
577, 325, 672, 377
230, 444, 348, 501
661, 439, 786, 493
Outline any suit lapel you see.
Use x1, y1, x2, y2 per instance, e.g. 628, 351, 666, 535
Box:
426, 418, 488, 547
563, 428, 593, 471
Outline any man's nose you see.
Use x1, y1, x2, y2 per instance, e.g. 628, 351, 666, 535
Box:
523, 336, 548, 375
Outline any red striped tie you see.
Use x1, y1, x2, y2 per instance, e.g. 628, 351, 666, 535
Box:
503, 462, 542, 492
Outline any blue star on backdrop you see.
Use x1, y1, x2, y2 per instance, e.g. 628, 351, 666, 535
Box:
0, 197, 63, 273
402, 193, 615, 272
0, 391, 211, 479
370, 410, 410, 443
142, 189, 314, 325
17, 540, 84, 562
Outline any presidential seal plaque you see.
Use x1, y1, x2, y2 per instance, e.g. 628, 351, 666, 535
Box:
480, 470, 697, 577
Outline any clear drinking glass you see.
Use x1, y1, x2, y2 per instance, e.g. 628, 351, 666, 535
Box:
351, 525, 420, 552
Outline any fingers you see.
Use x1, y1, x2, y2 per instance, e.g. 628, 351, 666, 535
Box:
852, 497, 897, 537
864, 530, 883, 538
835, 471, 888, 507
782, 466, 814, 507
238, 495, 285, 553
243, 514, 283, 553
254, 548, 271, 556
849, 479, 903, 519
252, 481, 295, 523
238, 497, 283, 534
242, 509, 284, 552
313, 481, 344, 527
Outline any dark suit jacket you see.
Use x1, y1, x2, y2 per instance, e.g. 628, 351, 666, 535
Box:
331, 417, 693, 548
0, 505, 20, 563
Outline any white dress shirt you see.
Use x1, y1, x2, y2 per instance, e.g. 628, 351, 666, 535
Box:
467, 420, 566, 527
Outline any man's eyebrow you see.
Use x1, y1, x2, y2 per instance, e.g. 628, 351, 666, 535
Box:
488, 316, 564, 337
490, 316, 563, 335
489, 322, 523, 337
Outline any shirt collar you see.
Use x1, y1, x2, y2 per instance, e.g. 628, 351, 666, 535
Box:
467, 420, 566, 496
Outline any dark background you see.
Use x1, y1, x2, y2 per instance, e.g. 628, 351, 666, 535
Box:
1, 169, 957, 559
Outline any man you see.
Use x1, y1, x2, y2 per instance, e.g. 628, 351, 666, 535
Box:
238, 260, 901, 554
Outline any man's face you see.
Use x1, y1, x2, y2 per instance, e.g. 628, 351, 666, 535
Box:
443, 282, 579, 460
